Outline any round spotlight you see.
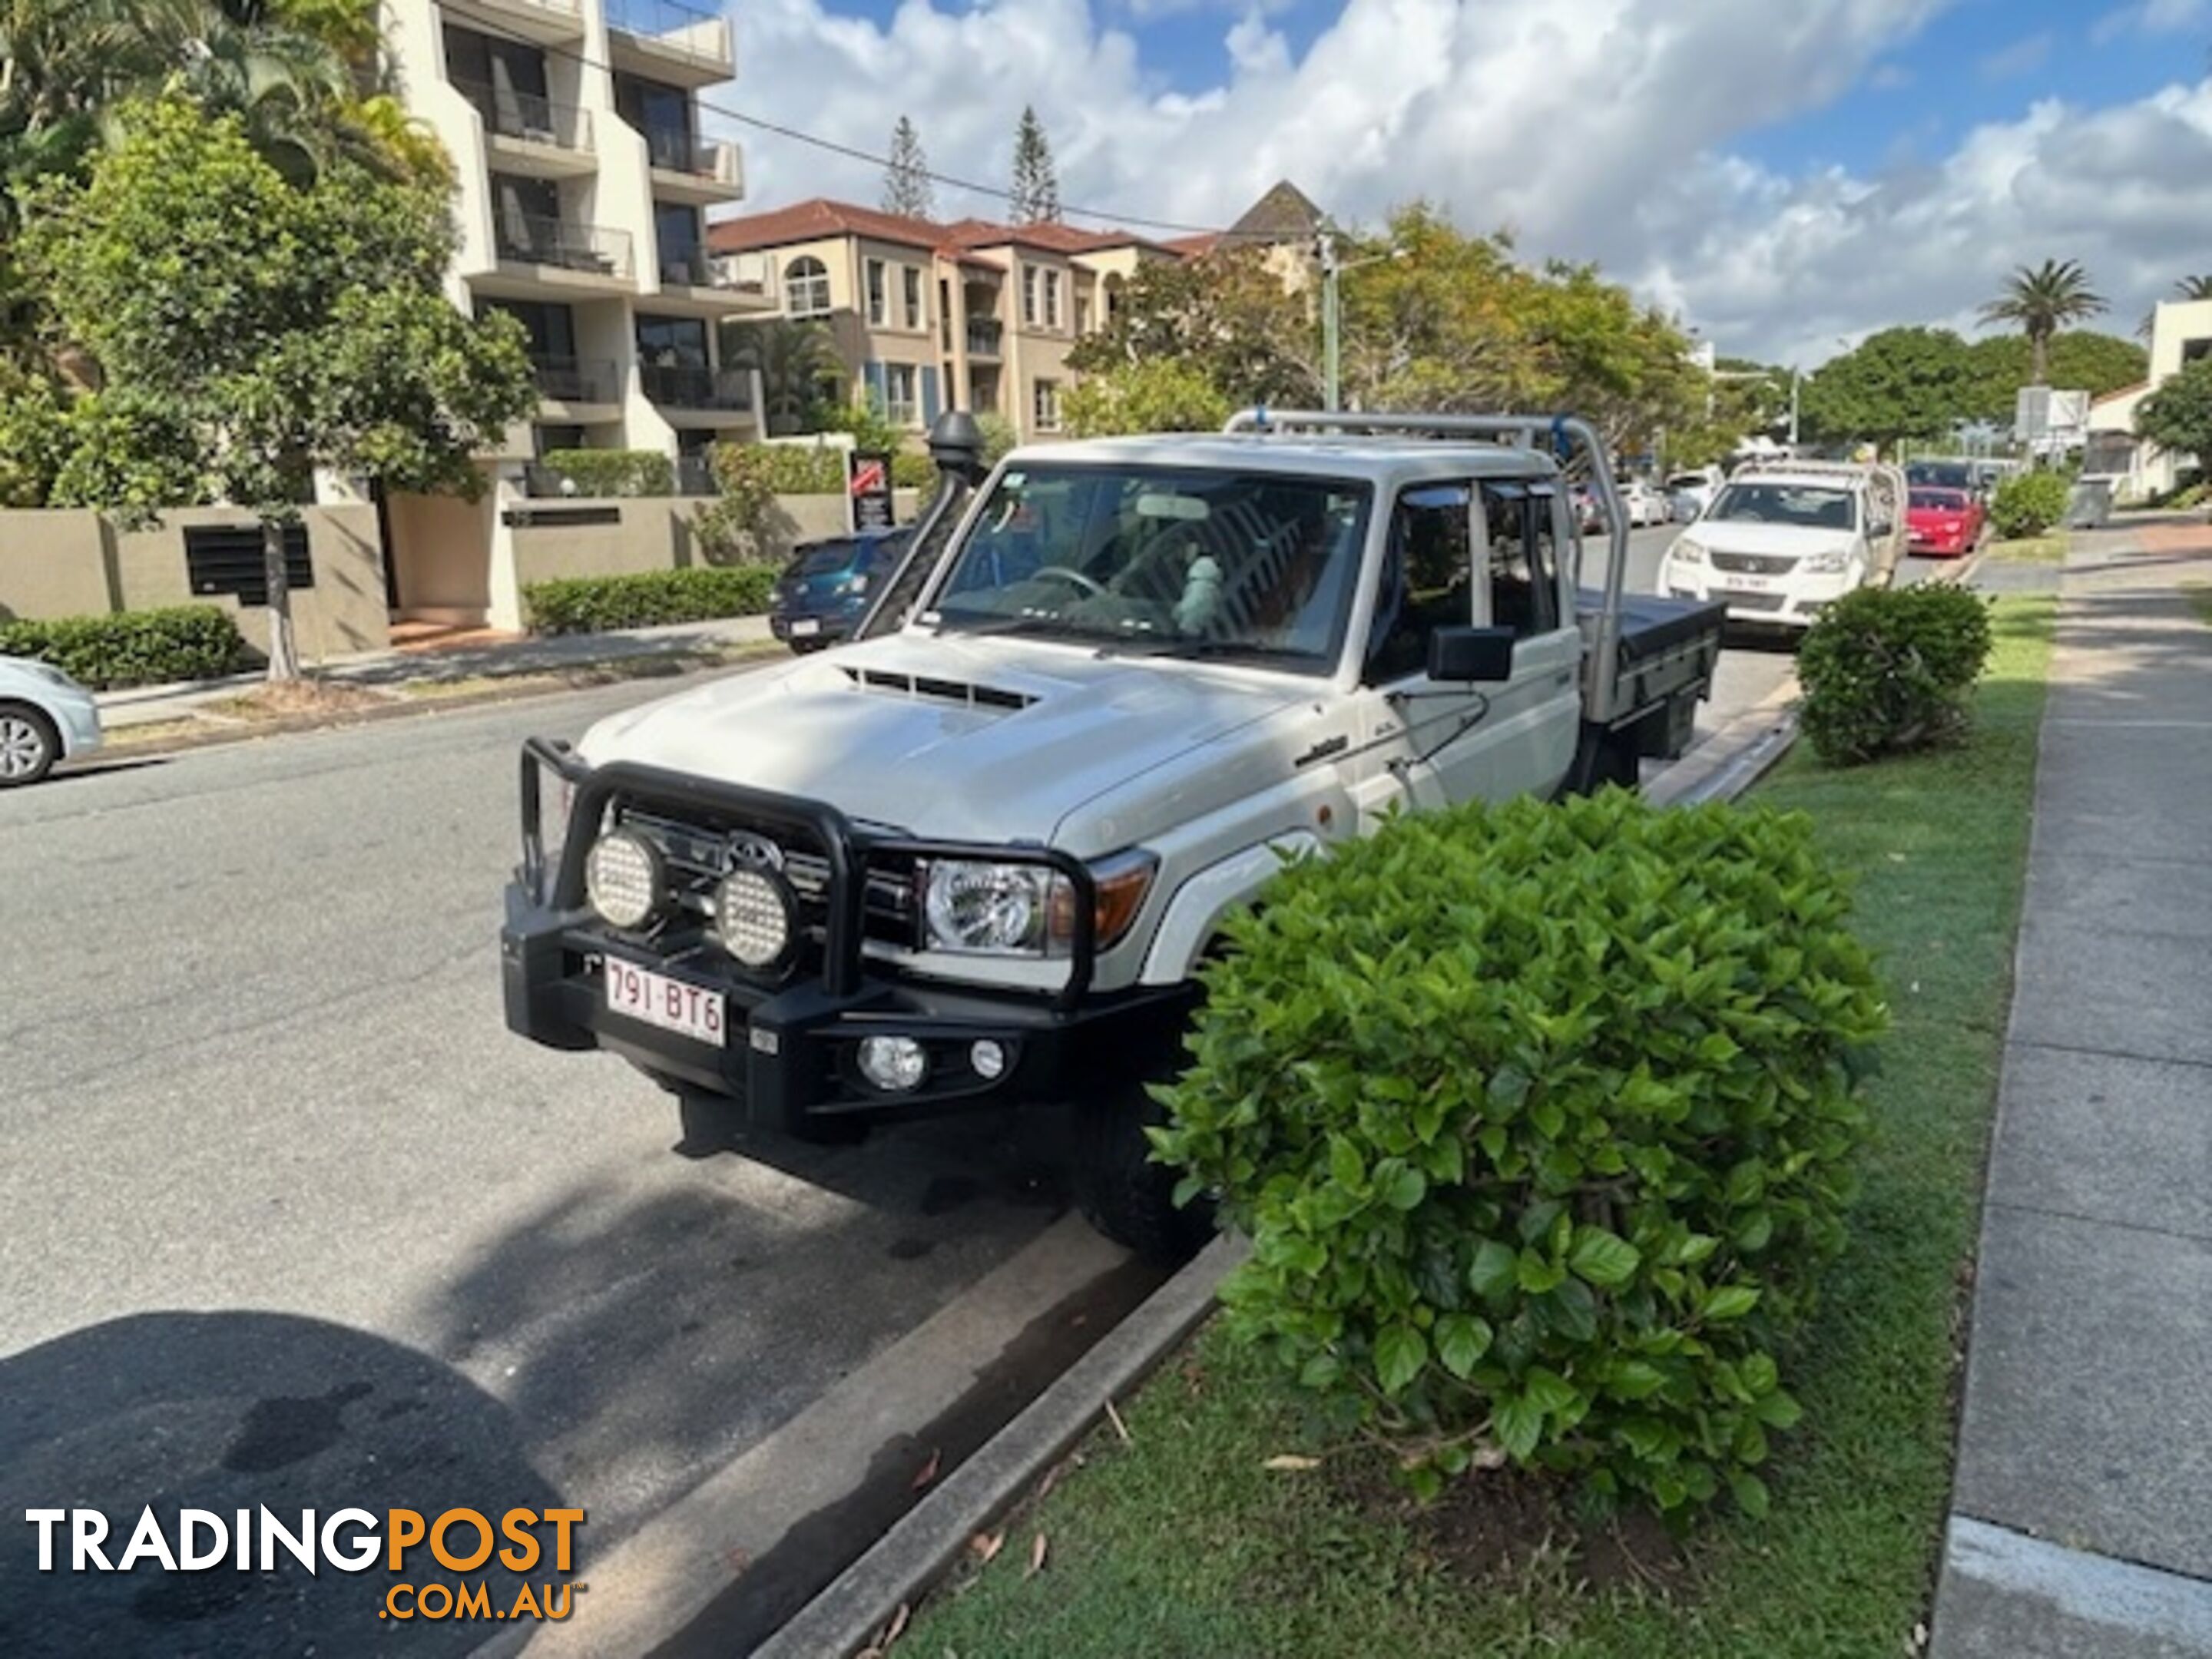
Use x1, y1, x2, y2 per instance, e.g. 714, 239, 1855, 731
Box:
585, 830, 663, 930
857, 1035, 928, 1093
969, 1039, 1008, 1081
714, 866, 793, 969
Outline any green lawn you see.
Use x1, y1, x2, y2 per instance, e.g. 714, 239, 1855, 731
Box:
913, 596, 2058, 1659
1981, 533, 2065, 564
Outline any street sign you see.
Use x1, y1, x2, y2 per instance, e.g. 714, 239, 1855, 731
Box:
846, 449, 896, 534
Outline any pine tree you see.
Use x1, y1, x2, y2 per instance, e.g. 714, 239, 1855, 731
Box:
881, 116, 934, 220
1008, 105, 1061, 225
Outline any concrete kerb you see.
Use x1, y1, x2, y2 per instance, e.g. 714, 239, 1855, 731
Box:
755, 697, 1804, 1659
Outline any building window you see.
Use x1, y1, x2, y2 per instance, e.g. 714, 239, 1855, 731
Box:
866, 259, 889, 326
902, 266, 923, 330
1033, 377, 1061, 432
1044, 270, 1062, 330
654, 201, 703, 286
1022, 265, 1039, 326
784, 256, 830, 316
884, 363, 919, 426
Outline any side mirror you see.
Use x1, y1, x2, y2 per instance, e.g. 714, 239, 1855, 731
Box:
1428, 624, 1517, 683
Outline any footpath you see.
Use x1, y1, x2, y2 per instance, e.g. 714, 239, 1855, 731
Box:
91, 614, 775, 739
1933, 517, 2212, 1657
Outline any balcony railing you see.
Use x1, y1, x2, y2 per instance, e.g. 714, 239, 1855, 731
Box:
640, 127, 741, 186
494, 215, 633, 280
531, 354, 618, 403
656, 248, 717, 289
476, 0, 581, 18
965, 319, 1004, 357
457, 80, 591, 151
640, 363, 752, 409
606, 0, 730, 60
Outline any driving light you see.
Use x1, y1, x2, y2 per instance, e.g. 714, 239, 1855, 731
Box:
715, 866, 793, 969
1671, 538, 1706, 565
585, 830, 663, 930
970, 1039, 1008, 1081
858, 1035, 928, 1092
924, 862, 1052, 954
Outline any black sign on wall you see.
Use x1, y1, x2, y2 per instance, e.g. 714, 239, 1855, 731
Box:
845, 449, 896, 535
183, 525, 315, 607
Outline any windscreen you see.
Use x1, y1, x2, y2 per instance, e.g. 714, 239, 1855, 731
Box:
1910, 489, 1970, 512
794, 540, 863, 577
924, 465, 1373, 674
1706, 482, 1857, 530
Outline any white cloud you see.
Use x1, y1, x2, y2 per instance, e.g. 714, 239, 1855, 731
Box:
1868, 61, 1915, 89
711, 0, 2212, 365
2092, 0, 2211, 44
1977, 31, 2052, 81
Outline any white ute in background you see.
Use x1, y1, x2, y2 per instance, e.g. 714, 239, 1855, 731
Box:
1657, 458, 1909, 629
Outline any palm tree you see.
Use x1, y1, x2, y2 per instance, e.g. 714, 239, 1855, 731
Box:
1979, 259, 2108, 385
725, 320, 845, 435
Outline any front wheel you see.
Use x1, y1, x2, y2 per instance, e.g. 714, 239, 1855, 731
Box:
1071, 1077, 1216, 1265
0, 704, 58, 787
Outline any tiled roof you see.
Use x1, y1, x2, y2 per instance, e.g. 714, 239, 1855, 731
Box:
706, 200, 943, 254
1226, 180, 1324, 243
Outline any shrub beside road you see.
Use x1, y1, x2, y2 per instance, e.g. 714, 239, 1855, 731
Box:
912, 595, 2058, 1659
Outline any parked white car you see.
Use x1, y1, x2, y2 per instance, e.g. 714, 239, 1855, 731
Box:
1666, 469, 1724, 518
1620, 479, 1669, 527
0, 655, 102, 786
1657, 462, 1905, 629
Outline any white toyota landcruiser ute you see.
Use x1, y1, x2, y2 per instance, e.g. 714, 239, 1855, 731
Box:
502, 410, 1728, 1258
1657, 457, 1908, 628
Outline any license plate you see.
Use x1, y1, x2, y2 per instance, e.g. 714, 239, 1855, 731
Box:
1719, 575, 1775, 594
605, 959, 726, 1046
789, 618, 820, 637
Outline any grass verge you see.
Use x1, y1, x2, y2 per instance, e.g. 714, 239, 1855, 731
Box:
1982, 534, 2065, 565
2186, 584, 2212, 628
911, 594, 2058, 1659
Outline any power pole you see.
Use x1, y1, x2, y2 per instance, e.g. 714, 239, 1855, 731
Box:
1318, 230, 1341, 412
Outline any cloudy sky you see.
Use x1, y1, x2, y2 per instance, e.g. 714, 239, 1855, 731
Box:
702, 0, 2212, 366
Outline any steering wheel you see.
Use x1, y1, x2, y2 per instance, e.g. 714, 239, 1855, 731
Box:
1029, 565, 1108, 598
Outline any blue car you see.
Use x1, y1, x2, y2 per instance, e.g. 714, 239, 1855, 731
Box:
767, 528, 912, 652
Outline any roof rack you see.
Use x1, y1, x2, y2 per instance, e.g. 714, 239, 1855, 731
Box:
1222, 406, 1631, 720
1727, 456, 1874, 480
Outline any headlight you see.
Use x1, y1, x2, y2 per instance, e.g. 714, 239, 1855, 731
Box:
1802, 549, 1850, 573
585, 830, 664, 930
838, 572, 870, 596
922, 849, 1157, 958
1671, 538, 1706, 565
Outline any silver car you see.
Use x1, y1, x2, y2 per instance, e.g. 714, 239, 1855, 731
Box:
0, 655, 103, 785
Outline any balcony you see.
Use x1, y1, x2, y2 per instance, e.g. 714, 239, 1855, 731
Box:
443, 0, 582, 46
457, 81, 594, 174
492, 216, 633, 288
531, 354, 619, 406
641, 363, 753, 412
607, 0, 733, 83
641, 128, 744, 202
965, 319, 1004, 358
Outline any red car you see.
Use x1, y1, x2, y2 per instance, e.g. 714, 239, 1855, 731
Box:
1906, 487, 1986, 558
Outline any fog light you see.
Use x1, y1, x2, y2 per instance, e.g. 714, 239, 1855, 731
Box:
857, 1035, 928, 1092
970, 1039, 1008, 1081
586, 830, 663, 930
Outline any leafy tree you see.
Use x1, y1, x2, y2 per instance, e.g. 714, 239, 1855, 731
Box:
1068, 246, 1316, 406
1062, 358, 1230, 437
1008, 104, 1059, 225
880, 114, 934, 220
2135, 356, 2212, 482
1979, 259, 2108, 386
1798, 327, 1974, 452
724, 318, 843, 435
1962, 330, 2146, 426
22, 98, 533, 677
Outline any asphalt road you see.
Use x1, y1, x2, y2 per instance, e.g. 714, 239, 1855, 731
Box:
0, 540, 1869, 1654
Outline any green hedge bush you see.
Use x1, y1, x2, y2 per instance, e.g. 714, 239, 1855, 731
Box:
538, 448, 676, 498
0, 604, 249, 689
1153, 790, 1886, 1517
1988, 469, 2070, 538
521, 565, 776, 634
1797, 584, 1994, 766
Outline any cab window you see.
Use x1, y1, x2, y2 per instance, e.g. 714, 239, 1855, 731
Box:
1364, 482, 1477, 684
1482, 482, 1561, 637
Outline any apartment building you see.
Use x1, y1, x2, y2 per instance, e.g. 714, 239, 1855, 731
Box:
2084, 298, 2212, 499
704, 200, 1177, 442
372, 0, 771, 625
